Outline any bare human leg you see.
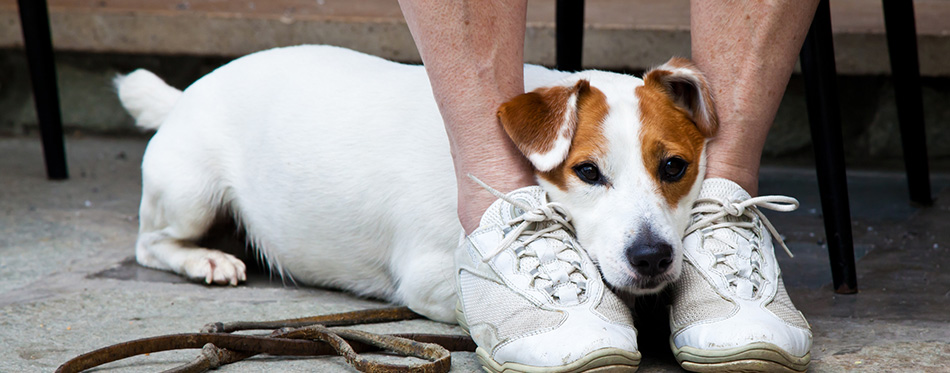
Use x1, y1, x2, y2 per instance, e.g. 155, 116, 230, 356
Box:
692, 0, 820, 196
397, 0, 535, 234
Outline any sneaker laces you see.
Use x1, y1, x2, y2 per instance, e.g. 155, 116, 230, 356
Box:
468, 175, 588, 304
684, 195, 799, 297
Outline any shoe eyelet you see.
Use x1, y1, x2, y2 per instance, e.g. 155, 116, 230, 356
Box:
513, 245, 526, 257
509, 199, 528, 217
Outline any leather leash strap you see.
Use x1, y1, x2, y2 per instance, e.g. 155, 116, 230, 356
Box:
56, 307, 476, 373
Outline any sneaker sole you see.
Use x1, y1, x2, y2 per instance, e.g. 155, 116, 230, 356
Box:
671, 341, 810, 373
459, 302, 640, 372
477, 347, 640, 373
456, 300, 470, 334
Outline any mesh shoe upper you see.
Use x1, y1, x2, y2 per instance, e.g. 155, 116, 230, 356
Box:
456, 183, 639, 368
671, 178, 811, 358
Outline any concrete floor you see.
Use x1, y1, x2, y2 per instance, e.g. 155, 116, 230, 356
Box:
2, 136, 949, 372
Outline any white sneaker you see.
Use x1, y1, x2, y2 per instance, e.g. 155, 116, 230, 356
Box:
670, 178, 812, 372
456, 180, 640, 372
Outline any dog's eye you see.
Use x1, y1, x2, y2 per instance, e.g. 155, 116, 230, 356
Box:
573, 163, 605, 185
659, 157, 688, 182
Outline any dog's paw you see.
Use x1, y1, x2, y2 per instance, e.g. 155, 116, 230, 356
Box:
182, 250, 247, 286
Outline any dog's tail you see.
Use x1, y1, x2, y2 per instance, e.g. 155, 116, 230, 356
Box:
114, 69, 182, 130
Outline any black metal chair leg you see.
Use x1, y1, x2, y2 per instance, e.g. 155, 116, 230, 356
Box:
555, 0, 584, 72
799, 0, 858, 294
883, 0, 932, 206
17, 0, 68, 180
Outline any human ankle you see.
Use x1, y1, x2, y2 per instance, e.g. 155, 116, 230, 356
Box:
704, 165, 759, 197
456, 171, 534, 234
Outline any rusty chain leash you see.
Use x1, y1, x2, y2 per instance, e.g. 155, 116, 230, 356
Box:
56, 307, 476, 373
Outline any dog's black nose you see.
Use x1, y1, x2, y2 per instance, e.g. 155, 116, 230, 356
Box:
625, 231, 673, 277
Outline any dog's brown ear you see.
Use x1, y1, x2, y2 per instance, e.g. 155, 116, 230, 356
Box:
643, 58, 718, 138
498, 80, 591, 172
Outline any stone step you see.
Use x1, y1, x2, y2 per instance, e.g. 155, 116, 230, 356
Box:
1, 0, 949, 76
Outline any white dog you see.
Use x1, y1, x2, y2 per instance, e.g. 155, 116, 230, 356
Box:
116, 45, 717, 323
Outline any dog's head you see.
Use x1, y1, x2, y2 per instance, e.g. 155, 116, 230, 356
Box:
498, 58, 718, 295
